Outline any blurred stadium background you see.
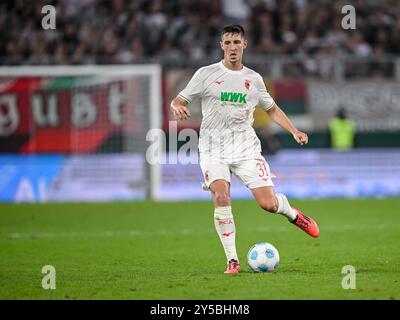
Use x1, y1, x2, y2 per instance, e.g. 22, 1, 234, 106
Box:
1, 0, 400, 202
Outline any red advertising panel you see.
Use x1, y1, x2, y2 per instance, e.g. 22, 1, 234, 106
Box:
0, 77, 142, 153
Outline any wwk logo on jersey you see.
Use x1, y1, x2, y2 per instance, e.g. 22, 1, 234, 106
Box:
220, 92, 247, 104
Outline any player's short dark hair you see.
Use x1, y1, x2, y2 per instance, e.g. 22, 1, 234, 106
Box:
221, 24, 245, 38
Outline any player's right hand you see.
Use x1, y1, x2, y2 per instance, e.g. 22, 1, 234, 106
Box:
170, 104, 191, 121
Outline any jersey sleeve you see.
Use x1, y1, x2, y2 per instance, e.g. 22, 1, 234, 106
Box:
256, 74, 275, 111
178, 67, 205, 103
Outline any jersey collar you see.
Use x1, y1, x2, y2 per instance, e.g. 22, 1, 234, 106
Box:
219, 60, 245, 74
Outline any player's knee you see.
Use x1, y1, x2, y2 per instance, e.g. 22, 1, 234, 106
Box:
258, 198, 278, 213
214, 192, 231, 207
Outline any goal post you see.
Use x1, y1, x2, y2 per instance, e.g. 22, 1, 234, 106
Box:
0, 65, 162, 201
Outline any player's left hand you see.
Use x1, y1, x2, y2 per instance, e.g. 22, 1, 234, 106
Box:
292, 130, 308, 145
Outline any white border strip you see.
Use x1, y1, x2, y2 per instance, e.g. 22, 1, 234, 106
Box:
149, 65, 162, 200
0, 65, 160, 77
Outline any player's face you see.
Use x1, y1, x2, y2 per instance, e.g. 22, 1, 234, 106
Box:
220, 33, 247, 64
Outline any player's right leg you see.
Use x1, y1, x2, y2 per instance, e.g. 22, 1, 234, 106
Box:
200, 157, 240, 274
209, 180, 240, 274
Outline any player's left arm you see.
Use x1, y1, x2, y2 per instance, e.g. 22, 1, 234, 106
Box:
266, 104, 308, 145
256, 74, 307, 145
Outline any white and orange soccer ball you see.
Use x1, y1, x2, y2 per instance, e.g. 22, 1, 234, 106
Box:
247, 242, 280, 272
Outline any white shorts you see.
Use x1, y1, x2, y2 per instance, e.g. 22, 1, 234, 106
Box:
200, 155, 274, 190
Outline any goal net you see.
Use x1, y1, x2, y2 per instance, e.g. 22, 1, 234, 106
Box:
0, 65, 162, 202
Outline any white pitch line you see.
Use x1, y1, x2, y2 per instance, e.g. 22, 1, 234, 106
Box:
1, 224, 398, 240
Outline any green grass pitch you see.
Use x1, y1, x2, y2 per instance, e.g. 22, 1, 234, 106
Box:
0, 199, 399, 300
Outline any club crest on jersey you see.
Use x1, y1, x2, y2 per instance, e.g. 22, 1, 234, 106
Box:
244, 80, 252, 90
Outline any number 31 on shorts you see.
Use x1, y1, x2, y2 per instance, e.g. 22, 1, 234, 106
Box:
256, 161, 270, 179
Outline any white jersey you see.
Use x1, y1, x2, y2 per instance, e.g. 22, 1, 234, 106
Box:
179, 61, 275, 161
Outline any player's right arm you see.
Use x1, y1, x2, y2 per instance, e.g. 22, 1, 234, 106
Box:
170, 96, 191, 121
170, 67, 205, 122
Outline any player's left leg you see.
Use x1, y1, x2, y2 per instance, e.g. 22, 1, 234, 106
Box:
251, 186, 320, 238
231, 157, 319, 238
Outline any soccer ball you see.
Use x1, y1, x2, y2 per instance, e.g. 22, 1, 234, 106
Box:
247, 242, 280, 272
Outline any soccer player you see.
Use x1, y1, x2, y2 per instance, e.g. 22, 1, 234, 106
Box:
170, 25, 319, 274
